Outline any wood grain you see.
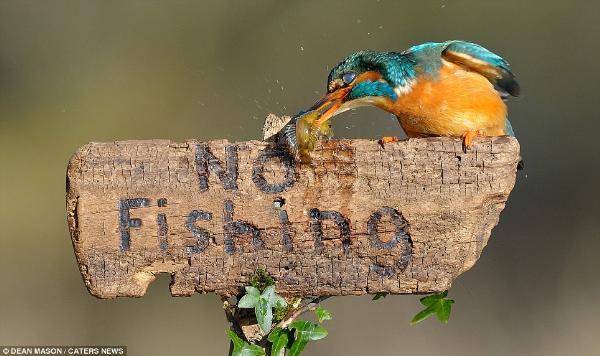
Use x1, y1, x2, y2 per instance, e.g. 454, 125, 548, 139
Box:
66, 137, 520, 299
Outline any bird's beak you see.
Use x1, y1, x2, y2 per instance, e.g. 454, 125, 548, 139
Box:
309, 71, 384, 126
309, 86, 352, 127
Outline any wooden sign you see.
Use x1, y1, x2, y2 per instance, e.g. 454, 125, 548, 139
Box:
66, 137, 520, 299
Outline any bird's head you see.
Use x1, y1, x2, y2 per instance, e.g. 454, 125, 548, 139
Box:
310, 51, 414, 126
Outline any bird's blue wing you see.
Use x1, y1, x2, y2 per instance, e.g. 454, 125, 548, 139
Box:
504, 118, 515, 137
442, 41, 520, 97
444, 41, 511, 71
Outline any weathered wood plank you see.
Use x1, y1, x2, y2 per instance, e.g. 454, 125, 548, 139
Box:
65, 137, 520, 299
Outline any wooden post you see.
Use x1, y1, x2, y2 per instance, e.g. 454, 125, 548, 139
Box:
66, 137, 520, 299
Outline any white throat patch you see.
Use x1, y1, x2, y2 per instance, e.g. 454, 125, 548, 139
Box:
394, 79, 415, 97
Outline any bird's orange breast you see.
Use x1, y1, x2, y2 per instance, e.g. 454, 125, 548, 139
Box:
390, 61, 508, 138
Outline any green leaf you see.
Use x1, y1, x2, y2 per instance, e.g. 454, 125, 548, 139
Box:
262, 285, 275, 301
372, 292, 388, 301
256, 298, 273, 333
419, 290, 447, 306
410, 304, 437, 325
238, 293, 258, 308
245, 286, 261, 297
267, 328, 290, 356
288, 338, 308, 356
411, 291, 455, 325
290, 320, 328, 341
314, 306, 332, 323
240, 284, 288, 333
227, 330, 265, 356
436, 298, 454, 323
261, 285, 286, 308
288, 320, 328, 356
228, 330, 244, 350
270, 294, 287, 309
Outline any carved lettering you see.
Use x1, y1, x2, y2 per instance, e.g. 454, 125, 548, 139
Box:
195, 143, 238, 191
223, 200, 264, 255
185, 210, 213, 254
157, 198, 168, 252
274, 197, 293, 252
252, 146, 295, 193
118, 198, 150, 253
309, 208, 351, 254
367, 207, 413, 275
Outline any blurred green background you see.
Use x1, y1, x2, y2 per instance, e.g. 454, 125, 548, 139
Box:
1, 1, 598, 355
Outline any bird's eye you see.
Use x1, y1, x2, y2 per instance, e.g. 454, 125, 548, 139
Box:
342, 72, 357, 85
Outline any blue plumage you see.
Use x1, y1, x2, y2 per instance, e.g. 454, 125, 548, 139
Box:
444, 41, 511, 70
505, 119, 515, 137
348, 81, 397, 101
327, 51, 416, 89
440, 41, 520, 96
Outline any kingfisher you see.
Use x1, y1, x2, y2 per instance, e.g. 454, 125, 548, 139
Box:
309, 40, 520, 150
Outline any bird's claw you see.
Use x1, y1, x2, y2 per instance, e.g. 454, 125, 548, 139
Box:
461, 131, 481, 153
378, 136, 400, 148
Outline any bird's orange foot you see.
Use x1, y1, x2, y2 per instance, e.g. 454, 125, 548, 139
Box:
461, 131, 482, 152
378, 136, 400, 147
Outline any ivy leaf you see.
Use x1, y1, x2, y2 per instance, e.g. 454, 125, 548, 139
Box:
226, 330, 265, 356
246, 286, 261, 297
238, 291, 259, 308
238, 285, 287, 334
262, 285, 275, 301
436, 297, 454, 323
267, 328, 290, 356
410, 304, 437, 325
256, 298, 273, 333
372, 292, 388, 301
410, 291, 455, 325
262, 285, 287, 308
314, 306, 332, 323
270, 294, 287, 309
290, 320, 328, 341
419, 290, 448, 306
288, 320, 328, 356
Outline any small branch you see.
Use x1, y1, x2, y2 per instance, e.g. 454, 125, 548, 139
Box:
276, 296, 330, 329
222, 297, 245, 339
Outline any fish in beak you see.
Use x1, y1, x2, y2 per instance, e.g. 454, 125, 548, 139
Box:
309, 70, 388, 127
